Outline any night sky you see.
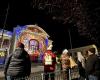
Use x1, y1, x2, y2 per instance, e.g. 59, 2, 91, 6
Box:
0, 0, 100, 52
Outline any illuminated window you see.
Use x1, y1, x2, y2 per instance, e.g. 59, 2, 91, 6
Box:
29, 39, 39, 52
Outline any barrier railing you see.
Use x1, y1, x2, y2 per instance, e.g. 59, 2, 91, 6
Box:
9, 67, 79, 80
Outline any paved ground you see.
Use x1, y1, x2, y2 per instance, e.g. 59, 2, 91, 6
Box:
0, 63, 44, 79
0, 64, 78, 80
0, 63, 62, 79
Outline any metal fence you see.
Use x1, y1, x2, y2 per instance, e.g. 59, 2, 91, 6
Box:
11, 67, 79, 80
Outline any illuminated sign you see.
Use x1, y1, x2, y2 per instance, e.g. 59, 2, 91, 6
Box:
0, 51, 5, 57
0, 49, 7, 64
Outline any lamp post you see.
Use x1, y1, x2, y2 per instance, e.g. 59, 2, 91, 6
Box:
68, 28, 72, 49
63, 17, 73, 49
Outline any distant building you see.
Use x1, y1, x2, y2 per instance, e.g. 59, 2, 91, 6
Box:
0, 29, 12, 49
0, 29, 12, 64
13, 25, 52, 62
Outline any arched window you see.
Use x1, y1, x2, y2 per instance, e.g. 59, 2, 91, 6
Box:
3, 39, 10, 48
29, 39, 39, 52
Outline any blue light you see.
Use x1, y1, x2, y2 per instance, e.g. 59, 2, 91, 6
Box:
14, 25, 27, 39
45, 37, 48, 47
22, 25, 27, 30
6, 31, 12, 36
0, 29, 12, 36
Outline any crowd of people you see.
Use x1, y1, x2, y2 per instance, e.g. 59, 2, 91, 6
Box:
3, 42, 100, 80
76, 48, 100, 80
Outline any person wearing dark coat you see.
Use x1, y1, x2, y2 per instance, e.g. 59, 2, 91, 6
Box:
85, 48, 100, 80
4, 42, 31, 80
77, 52, 86, 80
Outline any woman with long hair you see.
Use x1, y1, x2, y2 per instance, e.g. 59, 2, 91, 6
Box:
60, 49, 70, 80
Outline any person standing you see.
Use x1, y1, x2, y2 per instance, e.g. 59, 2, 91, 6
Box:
85, 48, 100, 80
43, 44, 56, 80
77, 52, 86, 80
60, 49, 70, 80
4, 42, 31, 80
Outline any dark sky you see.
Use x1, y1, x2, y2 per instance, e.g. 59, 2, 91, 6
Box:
0, 0, 71, 51
0, 0, 100, 51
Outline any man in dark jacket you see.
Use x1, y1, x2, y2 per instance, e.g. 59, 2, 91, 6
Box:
85, 48, 100, 80
4, 42, 31, 80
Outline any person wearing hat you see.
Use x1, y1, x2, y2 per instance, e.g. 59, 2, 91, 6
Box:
4, 42, 31, 80
60, 49, 70, 80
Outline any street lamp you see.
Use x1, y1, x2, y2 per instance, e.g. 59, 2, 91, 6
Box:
63, 16, 73, 49
68, 28, 72, 49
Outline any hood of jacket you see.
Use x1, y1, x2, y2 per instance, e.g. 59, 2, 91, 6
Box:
13, 48, 25, 58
